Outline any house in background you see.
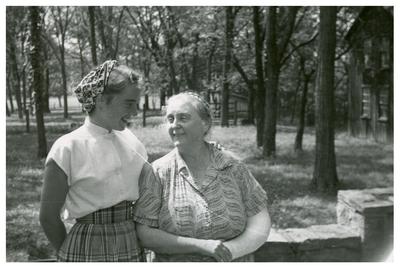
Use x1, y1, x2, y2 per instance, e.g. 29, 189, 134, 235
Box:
208, 90, 250, 124
346, 6, 393, 142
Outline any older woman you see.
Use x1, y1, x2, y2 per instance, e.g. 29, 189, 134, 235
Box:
39, 60, 149, 261
133, 92, 271, 262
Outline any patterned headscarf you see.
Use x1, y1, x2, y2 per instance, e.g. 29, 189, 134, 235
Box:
74, 60, 118, 112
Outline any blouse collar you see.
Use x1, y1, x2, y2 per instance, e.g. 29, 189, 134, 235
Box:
84, 117, 114, 136
174, 143, 234, 173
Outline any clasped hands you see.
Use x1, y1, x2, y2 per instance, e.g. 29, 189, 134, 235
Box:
198, 239, 233, 262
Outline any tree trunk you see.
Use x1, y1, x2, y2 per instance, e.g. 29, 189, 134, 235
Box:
248, 84, 255, 123
232, 56, 255, 124
9, 31, 24, 119
29, 6, 47, 158
21, 37, 28, 112
253, 6, 265, 146
144, 94, 149, 110
58, 95, 62, 108
167, 48, 179, 96
112, 8, 125, 59
43, 66, 50, 113
97, 7, 112, 60
42, 42, 50, 113
160, 89, 166, 107
263, 7, 279, 158
311, 6, 338, 194
22, 67, 27, 112
29, 81, 34, 115
60, 45, 69, 118
207, 42, 216, 84
78, 38, 85, 79
190, 32, 200, 92
7, 73, 15, 113
206, 39, 216, 102
290, 76, 301, 123
6, 102, 11, 117
294, 69, 311, 152
143, 58, 151, 109
88, 6, 98, 66
221, 7, 234, 127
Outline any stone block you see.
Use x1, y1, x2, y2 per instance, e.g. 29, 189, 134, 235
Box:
337, 188, 393, 262
279, 224, 360, 251
254, 228, 296, 262
338, 188, 393, 215
298, 247, 361, 262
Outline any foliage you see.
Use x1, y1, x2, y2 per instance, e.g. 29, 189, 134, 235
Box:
6, 6, 372, 129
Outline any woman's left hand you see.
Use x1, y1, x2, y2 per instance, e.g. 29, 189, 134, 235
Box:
214, 243, 233, 262
197, 239, 232, 262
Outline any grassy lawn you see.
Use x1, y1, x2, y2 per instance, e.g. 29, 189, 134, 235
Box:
6, 110, 393, 261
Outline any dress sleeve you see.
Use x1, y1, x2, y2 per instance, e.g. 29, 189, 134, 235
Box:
132, 163, 162, 227
45, 137, 71, 184
235, 162, 268, 217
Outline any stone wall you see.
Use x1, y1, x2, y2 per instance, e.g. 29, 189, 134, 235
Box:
254, 188, 393, 262
337, 188, 393, 261
254, 225, 361, 262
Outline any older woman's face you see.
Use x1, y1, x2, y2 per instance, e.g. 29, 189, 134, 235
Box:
166, 98, 207, 149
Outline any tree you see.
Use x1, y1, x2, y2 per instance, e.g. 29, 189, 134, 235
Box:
42, 37, 51, 113
46, 6, 73, 118
263, 7, 299, 157
253, 6, 266, 146
6, 63, 15, 114
29, 6, 47, 158
294, 52, 315, 152
6, 8, 24, 119
15, 8, 30, 114
221, 7, 235, 127
96, 7, 125, 60
6, 101, 11, 117
311, 7, 339, 193
88, 6, 98, 66
263, 7, 279, 156
158, 7, 179, 96
126, 6, 167, 105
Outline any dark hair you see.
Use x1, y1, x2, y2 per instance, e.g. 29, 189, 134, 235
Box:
102, 65, 142, 104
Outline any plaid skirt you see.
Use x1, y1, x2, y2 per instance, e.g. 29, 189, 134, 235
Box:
57, 201, 145, 262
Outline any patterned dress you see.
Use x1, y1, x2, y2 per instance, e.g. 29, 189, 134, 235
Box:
133, 145, 268, 262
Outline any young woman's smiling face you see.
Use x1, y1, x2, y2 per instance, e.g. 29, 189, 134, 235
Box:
99, 85, 140, 131
166, 98, 207, 150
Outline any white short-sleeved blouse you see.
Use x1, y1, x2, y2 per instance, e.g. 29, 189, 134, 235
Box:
45, 117, 148, 220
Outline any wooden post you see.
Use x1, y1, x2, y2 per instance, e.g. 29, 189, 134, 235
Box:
142, 103, 146, 127
25, 109, 30, 133
234, 101, 238, 126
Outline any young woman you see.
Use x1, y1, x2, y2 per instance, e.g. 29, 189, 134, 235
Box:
39, 60, 151, 262
133, 92, 271, 262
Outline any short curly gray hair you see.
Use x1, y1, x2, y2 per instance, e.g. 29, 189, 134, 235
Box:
167, 91, 213, 135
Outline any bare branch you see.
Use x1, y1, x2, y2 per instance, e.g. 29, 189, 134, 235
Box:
280, 31, 319, 68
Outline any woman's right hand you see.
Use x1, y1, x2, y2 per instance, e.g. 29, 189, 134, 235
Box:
197, 239, 232, 262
